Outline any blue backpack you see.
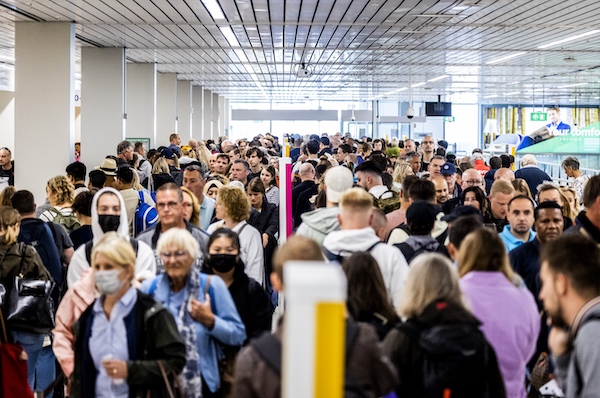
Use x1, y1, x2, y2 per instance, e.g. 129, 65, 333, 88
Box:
18, 219, 63, 298
134, 191, 159, 236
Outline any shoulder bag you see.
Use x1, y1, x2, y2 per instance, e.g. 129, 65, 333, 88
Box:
3, 243, 56, 334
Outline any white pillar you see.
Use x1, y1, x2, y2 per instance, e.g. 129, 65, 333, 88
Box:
177, 80, 192, 142
212, 92, 219, 139
203, 89, 212, 140
223, 98, 230, 136
219, 95, 226, 137
284, 262, 347, 398
81, 47, 125, 172
157, 72, 177, 147
126, 63, 156, 148
192, 85, 204, 139
0, 91, 14, 153
15, 22, 75, 204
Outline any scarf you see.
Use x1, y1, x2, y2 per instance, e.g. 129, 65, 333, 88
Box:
175, 271, 203, 398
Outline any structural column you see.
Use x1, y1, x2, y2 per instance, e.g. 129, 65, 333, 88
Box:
156, 73, 177, 147
15, 22, 75, 203
218, 95, 226, 137
203, 89, 212, 140
223, 98, 230, 136
81, 47, 125, 172
212, 92, 219, 139
192, 85, 204, 139
177, 80, 192, 142
126, 63, 156, 147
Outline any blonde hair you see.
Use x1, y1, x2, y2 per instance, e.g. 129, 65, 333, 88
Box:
47, 175, 75, 205
217, 186, 250, 222
458, 228, 521, 286
152, 157, 170, 174
0, 207, 20, 246
490, 179, 515, 196
399, 253, 465, 319
91, 232, 135, 279
0, 186, 16, 207
196, 141, 212, 166
156, 225, 200, 260
181, 186, 201, 227
560, 186, 579, 220
339, 187, 374, 212
511, 178, 532, 199
392, 162, 413, 184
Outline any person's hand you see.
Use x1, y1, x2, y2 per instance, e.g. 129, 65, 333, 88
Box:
262, 233, 269, 248
102, 359, 128, 379
190, 295, 215, 330
548, 323, 569, 357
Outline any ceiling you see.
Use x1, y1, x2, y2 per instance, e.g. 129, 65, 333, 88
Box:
0, 0, 599, 104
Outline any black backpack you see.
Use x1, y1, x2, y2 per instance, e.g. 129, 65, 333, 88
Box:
397, 320, 504, 398
394, 240, 441, 264
323, 241, 382, 263
251, 320, 367, 397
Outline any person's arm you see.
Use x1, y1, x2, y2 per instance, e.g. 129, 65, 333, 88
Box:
241, 228, 264, 285
264, 205, 279, 238
245, 281, 274, 340
201, 276, 247, 346
388, 248, 409, 309
66, 246, 88, 287
126, 307, 187, 386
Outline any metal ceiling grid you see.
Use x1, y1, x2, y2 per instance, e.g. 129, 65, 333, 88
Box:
0, 0, 597, 102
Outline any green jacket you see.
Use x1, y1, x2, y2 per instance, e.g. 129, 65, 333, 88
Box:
70, 291, 187, 398
0, 241, 51, 281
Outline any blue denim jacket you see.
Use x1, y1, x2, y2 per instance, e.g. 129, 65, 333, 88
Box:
141, 271, 246, 392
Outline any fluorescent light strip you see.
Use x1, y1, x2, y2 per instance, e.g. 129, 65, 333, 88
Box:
538, 30, 600, 49
396, 87, 408, 92
220, 26, 239, 47
486, 52, 526, 65
201, 0, 225, 20
411, 82, 426, 87
505, 92, 521, 96
415, 14, 454, 18
557, 83, 588, 88
483, 95, 498, 99
427, 75, 449, 82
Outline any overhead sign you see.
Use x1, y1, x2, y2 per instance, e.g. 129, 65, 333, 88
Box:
444, 116, 455, 122
530, 112, 547, 121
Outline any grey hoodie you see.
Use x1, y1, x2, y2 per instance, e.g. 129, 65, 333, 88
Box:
66, 187, 156, 287
296, 207, 341, 245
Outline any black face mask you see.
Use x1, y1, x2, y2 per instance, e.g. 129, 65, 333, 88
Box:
207, 254, 238, 273
98, 214, 121, 233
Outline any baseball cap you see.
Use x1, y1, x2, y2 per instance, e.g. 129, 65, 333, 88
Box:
324, 166, 354, 203
440, 162, 456, 175
406, 201, 438, 225
160, 148, 176, 159
438, 140, 448, 149
320, 136, 330, 146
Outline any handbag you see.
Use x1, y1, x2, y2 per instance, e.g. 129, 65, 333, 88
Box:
0, 309, 34, 398
146, 360, 183, 398
3, 244, 56, 334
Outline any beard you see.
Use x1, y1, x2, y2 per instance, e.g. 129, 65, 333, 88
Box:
546, 299, 568, 328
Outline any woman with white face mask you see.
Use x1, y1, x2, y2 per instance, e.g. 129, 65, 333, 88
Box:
68, 232, 186, 398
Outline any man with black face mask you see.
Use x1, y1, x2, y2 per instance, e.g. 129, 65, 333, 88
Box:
67, 187, 156, 287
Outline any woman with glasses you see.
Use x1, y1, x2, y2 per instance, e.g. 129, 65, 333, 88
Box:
142, 228, 246, 398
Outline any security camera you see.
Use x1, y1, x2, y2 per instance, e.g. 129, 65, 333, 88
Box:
351, 115, 356, 121
406, 107, 415, 119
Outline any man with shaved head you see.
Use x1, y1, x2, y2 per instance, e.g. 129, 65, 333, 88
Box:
495, 167, 515, 182
292, 162, 316, 227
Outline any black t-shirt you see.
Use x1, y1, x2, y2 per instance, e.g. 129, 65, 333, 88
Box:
0, 165, 14, 190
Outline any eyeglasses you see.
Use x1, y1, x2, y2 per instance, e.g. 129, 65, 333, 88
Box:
160, 250, 188, 259
465, 180, 483, 186
156, 201, 181, 209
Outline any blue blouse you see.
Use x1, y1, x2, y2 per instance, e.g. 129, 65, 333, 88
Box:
141, 271, 246, 392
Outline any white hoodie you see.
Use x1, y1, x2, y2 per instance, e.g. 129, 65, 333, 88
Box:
67, 187, 156, 287
322, 227, 409, 309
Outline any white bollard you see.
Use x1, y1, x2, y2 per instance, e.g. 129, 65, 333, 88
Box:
283, 261, 347, 398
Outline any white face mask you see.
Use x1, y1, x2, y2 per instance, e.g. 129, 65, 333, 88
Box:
94, 270, 125, 295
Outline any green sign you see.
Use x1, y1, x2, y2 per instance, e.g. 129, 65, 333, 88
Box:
444, 116, 455, 122
530, 112, 547, 122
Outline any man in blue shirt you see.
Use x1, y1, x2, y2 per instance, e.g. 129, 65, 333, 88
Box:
183, 164, 215, 231
500, 195, 536, 252
546, 106, 571, 135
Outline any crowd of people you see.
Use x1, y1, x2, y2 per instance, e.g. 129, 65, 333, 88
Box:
0, 131, 599, 397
